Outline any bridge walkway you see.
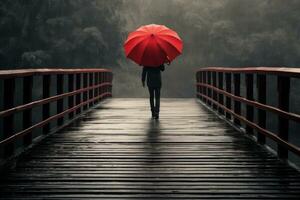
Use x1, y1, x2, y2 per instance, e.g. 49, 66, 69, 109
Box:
1, 98, 300, 199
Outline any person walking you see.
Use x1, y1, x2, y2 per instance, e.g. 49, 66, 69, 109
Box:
123, 24, 183, 119
142, 64, 165, 119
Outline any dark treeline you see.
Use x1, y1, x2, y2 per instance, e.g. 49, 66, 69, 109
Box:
0, 0, 123, 69
1, 0, 300, 98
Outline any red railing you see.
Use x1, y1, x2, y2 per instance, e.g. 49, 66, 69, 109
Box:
196, 67, 300, 160
0, 69, 112, 161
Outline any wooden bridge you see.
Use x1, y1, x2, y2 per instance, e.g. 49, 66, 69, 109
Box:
0, 68, 300, 199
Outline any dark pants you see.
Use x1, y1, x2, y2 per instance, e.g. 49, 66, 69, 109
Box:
148, 87, 161, 113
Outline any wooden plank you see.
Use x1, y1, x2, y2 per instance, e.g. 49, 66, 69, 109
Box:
0, 98, 300, 199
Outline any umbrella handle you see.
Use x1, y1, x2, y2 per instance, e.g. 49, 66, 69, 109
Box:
166, 56, 171, 65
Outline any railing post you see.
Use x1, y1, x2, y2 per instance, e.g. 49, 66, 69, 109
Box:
0, 81, 2, 159
76, 73, 82, 114
89, 73, 94, 107
245, 74, 254, 134
196, 72, 199, 98
196, 72, 200, 99
109, 72, 113, 95
225, 73, 232, 119
99, 72, 102, 100
83, 73, 88, 110
218, 72, 224, 115
277, 76, 290, 159
42, 75, 50, 134
3, 78, 15, 157
212, 72, 217, 110
94, 72, 99, 104
104, 72, 108, 95
257, 74, 266, 144
23, 76, 33, 146
203, 71, 207, 104
233, 73, 241, 125
199, 71, 203, 101
207, 71, 212, 106
57, 74, 64, 126
68, 74, 75, 119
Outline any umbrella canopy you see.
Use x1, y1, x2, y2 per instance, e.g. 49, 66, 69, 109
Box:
124, 24, 183, 67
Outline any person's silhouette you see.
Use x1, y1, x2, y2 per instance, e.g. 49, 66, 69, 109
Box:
142, 64, 165, 119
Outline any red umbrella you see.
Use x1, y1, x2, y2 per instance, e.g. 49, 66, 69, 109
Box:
124, 24, 183, 67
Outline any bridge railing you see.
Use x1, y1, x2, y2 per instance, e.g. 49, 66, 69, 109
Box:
0, 69, 112, 164
196, 67, 300, 160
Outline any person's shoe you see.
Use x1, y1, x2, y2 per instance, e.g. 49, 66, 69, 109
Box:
151, 111, 155, 119
154, 112, 159, 119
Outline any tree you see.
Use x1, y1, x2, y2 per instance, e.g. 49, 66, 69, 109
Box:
0, 0, 123, 69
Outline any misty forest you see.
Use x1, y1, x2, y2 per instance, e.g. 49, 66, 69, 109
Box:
1, 0, 300, 97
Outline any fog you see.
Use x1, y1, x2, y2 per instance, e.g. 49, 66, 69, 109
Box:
1, 0, 300, 97
115, 0, 300, 97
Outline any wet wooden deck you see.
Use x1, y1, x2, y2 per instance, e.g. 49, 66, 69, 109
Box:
1, 98, 300, 199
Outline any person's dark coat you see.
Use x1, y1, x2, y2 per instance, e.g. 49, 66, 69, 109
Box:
142, 65, 165, 88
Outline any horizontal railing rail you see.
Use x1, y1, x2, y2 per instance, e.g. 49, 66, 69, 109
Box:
0, 82, 111, 118
196, 67, 300, 160
0, 68, 112, 78
0, 68, 113, 163
196, 83, 300, 123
